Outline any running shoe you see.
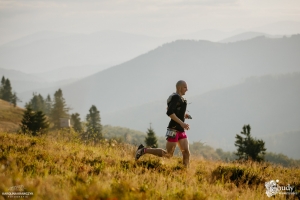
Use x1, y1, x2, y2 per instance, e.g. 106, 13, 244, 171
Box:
135, 144, 145, 160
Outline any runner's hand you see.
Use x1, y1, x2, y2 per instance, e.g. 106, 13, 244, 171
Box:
185, 113, 192, 119
180, 122, 190, 130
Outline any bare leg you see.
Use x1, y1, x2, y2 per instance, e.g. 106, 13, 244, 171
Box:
177, 138, 190, 167
145, 141, 177, 158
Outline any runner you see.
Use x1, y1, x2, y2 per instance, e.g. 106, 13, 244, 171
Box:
135, 80, 191, 167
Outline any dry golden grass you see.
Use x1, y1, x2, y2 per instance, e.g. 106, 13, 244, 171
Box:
0, 99, 24, 132
0, 130, 299, 200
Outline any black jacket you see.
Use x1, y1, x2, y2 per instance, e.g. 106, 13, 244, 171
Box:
166, 93, 187, 132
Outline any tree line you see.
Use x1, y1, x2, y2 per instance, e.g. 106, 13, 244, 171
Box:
20, 88, 103, 143
0, 76, 19, 106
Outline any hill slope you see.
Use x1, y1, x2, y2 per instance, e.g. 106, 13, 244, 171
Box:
0, 99, 24, 131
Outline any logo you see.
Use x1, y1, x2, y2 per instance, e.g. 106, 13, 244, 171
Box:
2, 185, 34, 199
9, 185, 25, 192
265, 180, 297, 197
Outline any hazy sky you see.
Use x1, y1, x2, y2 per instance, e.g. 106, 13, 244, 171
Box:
0, 0, 300, 44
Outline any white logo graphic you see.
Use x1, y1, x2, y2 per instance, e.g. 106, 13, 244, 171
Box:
2, 185, 34, 198
8, 185, 24, 192
265, 179, 297, 197
265, 180, 279, 197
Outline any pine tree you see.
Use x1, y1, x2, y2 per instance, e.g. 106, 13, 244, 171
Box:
0, 76, 19, 105
145, 124, 158, 148
85, 105, 102, 142
26, 93, 46, 112
1, 76, 5, 86
45, 94, 52, 116
1, 78, 13, 102
51, 89, 69, 128
0, 76, 4, 98
20, 107, 49, 136
33, 111, 49, 135
71, 113, 83, 133
20, 107, 35, 134
11, 92, 17, 107
234, 124, 266, 162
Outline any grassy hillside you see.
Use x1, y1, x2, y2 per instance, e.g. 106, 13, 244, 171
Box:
2, 98, 299, 168
0, 99, 24, 132
0, 131, 299, 200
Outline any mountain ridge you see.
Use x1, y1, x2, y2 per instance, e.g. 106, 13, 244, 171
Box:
16, 35, 300, 116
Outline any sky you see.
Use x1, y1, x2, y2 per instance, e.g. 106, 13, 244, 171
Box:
0, 0, 300, 44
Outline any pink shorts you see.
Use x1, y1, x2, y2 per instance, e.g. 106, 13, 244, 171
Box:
167, 131, 187, 142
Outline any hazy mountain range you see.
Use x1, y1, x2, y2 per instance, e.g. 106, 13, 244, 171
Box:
16, 34, 299, 113
0, 30, 168, 73
0, 30, 291, 93
32, 64, 110, 82
219, 32, 282, 43
0, 68, 77, 93
1, 30, 299, 158
0, 28, 285, 75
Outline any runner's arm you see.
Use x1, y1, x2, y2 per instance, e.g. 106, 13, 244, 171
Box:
169, 114, 189, 130
168, 113, 184, 126
166, 95, 189, 130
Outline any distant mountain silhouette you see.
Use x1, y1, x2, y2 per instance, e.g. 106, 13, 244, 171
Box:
0, 30, 170, 73
261, 130, 300, 159
174, 29, 243, 42
1, 31, 71, 47
32, 64, 109, 82
0, 68, 43, 82
252, 21, 300, 35
103, 73, 300, 157
0, 29, 268, 74
17, 35, 300, 113
0, 68, 47, 93
0, 68, 78, 93
219, 32, 281, 43
41, 35, 300, 113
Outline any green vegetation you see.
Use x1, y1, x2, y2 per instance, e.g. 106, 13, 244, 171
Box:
265, 152, 300, 168
51, 89, 69, 128
71, 113, 83, 133
145, 125, 158, 148
26, 93, 52, 115
0, 131, 299, 200
84, 105, 103, 143
20, 107, 49, 136
0, 76, 19, 106
25, 89, 69, 129
235, 125, 266, 162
